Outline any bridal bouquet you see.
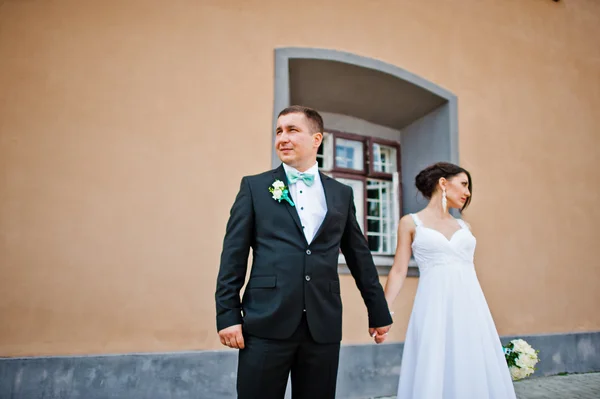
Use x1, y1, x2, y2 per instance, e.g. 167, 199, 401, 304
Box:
503, 339, 540, 380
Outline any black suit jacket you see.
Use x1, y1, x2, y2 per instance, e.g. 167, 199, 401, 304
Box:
215, 165, 392, 343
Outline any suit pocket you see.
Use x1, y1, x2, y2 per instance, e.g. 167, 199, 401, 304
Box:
247, 275, 277, 289
329, 281, 341, 294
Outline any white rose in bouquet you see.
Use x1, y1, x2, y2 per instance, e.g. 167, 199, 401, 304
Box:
510, 365, 529, 381
503, 339, 540, 381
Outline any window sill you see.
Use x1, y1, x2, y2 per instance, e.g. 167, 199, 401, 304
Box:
337, 254, 419, 277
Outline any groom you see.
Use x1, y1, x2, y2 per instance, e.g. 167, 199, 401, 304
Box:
215, 105, 392, 399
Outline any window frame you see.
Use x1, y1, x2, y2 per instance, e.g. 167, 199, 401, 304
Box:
367, 137, 402, 180
331, 131, 368, 175
365, 178, 398, 255
321, 129, 402, 255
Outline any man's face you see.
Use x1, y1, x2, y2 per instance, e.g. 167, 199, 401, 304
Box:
275, 112, 322, 171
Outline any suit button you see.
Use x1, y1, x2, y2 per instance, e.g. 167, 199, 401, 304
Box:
305, 275, 311, 281
306, 249, 311, 255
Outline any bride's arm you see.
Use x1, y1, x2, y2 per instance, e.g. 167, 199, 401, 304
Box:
383, 214, 415, 308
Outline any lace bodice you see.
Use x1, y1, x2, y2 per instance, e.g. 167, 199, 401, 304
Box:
410, 213, 477, 275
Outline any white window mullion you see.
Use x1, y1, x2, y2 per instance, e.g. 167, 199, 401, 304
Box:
392, 172, 399, 253
384, 183, 389, 254
379, 182, 385, 253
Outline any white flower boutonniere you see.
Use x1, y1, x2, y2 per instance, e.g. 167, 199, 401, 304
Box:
269, 180, 295, 206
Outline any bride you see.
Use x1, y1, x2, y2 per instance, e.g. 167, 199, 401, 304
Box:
379, 162, 516, 398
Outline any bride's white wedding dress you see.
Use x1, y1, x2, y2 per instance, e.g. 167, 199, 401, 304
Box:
397, 214, 516, 399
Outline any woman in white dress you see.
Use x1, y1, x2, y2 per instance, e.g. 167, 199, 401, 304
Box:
381, 162, 516, 399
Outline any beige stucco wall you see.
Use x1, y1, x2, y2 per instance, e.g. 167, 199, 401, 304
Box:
0, 0, 599, 357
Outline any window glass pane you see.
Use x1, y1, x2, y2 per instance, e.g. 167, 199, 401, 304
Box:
372, 143, 397, 173
317, 142, 324, 168
367, 188, 379, 200
368, 200, 380, 217
367, 219, 380, 232
318, 132, 334, 171
366, 179, 397, 255
335, 138, 364, 171
368, 235, 380, 252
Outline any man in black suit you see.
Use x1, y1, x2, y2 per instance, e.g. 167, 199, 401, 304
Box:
215, 105, 392, 399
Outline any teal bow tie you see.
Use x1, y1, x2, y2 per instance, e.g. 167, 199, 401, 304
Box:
287, 170, 315, 187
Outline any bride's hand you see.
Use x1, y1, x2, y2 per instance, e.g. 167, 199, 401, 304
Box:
369, 325, 391, 344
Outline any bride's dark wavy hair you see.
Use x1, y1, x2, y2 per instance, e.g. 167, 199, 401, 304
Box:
415, 162, 472, 211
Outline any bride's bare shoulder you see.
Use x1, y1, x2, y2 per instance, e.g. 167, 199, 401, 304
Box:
399, 214, 416, 231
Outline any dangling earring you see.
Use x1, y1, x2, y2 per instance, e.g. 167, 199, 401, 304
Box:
442, 188, 447, 213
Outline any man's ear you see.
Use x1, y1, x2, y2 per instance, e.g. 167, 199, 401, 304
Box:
313, 132, 323, 148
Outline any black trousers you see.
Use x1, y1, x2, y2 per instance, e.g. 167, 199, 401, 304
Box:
237, 314, 341, 399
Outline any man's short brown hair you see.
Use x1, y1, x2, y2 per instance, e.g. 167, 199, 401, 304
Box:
278, 105, 324, 134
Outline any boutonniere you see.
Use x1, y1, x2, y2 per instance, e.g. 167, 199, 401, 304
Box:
269, 180, 295, 206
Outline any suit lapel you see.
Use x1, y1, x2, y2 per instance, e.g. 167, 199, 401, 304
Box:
272, 165, 305, 239
312, 172, 336, 243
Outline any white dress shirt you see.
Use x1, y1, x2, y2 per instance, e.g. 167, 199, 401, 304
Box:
282, 162, 327, 244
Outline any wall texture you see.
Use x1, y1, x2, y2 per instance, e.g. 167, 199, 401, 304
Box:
1, 331, 599, 398
0, 0, 599, 357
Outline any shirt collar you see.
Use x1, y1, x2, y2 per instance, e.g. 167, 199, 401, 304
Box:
282, 162, 320, 179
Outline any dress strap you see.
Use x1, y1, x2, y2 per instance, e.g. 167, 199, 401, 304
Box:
456, 218, 469, 230
410, 213, 423, 227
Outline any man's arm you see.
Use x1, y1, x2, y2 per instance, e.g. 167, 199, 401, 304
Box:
215, 177, 254, 333
340, 188, 393, 330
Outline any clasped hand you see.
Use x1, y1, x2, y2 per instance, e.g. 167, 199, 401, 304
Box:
369, 324, 391, 344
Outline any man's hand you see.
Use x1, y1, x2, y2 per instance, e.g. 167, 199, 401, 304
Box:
218, 324, 245, 349
369, 325, 391, 344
